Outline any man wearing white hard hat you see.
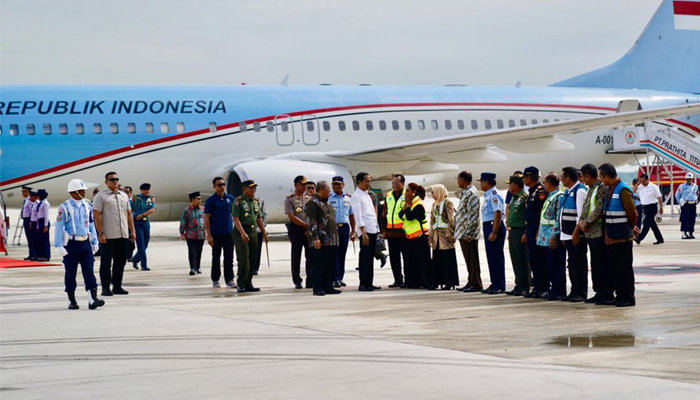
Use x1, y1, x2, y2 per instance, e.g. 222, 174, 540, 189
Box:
675, 172, 698, 239
54, 179, 105, 310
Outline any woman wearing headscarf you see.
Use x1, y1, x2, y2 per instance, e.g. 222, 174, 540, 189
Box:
429, 184, 459, 290
399, 183, 430, 288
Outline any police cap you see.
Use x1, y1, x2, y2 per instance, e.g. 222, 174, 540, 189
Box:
294, 175, 308, 184
241, 179, 258, 188
332, 176, 344, 183
140, 183, 151, 190
507, 175, 524, 186
523, 166, 540, 177
21, 185, 32, 191
478, 172, 497, 182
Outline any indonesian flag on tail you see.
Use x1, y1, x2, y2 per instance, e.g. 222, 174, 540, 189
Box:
674, 1, 700, 30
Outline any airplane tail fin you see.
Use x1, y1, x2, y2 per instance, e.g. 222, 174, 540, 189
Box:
553, 0, 700, 94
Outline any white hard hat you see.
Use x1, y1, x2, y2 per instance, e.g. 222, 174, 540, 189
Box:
686, 173, 694, 179
67, 179, 88, 193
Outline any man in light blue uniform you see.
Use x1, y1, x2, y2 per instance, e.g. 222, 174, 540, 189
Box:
479, 172, 506, 294
675, 173, 698, 239
132, 183, 156, 271
54, 179, 105, 310
328, 176, 355, 288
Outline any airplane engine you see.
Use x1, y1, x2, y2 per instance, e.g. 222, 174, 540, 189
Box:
228, 159, 355, 223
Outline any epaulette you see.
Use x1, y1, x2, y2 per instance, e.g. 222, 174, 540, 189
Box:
286, 194, 294, 198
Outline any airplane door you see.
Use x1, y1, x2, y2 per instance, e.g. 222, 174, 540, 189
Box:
275, 115, 294, 146
301, 114, 320, 145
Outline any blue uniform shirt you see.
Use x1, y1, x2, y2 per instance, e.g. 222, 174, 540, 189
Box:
482, 187, 505, 222
132, 194, 156, 219
328, 192, 353, 224
204, 193, 235, 235
54, 198, 99, 246
675, 182, 699, 203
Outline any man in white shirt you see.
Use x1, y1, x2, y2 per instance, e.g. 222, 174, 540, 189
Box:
633, 174, 664, 245
350, 172, 381, 291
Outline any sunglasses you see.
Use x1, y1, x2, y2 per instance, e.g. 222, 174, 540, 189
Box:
107, 178, 120, 182
216, 183, 226, 187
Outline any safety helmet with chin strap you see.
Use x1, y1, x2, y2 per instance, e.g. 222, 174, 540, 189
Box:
67, 179, 88, 193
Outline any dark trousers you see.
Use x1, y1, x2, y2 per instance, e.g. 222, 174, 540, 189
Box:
254, 231, 263, 272
508, 226, 530, 291
132, 220, 150, 268
680, 203, 697, 233
587, 236, 612, 300
211, 233, 234, 283
405, 235, 430, 288
459, 238, 482, 290
638, 203, 664, 243
23, 217, 35, 258
63, 239, 98, 292
607, 241, 635, 302
100, 238, 129, 290
310, 246, 338, 290
358, 232, 377, 287
432, 247, 459, 287
288, 224, 310, 286
335, 224, 350, 281
186, 239, 204, 271
635, 205, 643, 230
564, 236, 588, 298
545, 245, 567, 297
233, 228, 258, 288
387, 236, 408, 284
483, 222, 506, 291
37, 218, 50, 259
526, 224, 547, 292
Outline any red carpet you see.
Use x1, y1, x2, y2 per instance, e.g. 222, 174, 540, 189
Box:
0, 258, 61, 268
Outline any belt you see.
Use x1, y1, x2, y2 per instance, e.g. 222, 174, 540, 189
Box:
70, 235, 88, 241
483, 221, 493, 225
337, 223, 345, 227
687, 201, 697, 205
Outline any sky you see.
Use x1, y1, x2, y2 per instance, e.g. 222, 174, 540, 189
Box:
0, 0, 663, 87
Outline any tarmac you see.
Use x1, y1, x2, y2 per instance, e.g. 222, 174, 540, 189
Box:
1, 205, 699, 399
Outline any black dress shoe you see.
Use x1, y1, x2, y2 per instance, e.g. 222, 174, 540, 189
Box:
313, 289, 326, 296
561, 294, 572, 302
547, 295, 562, 301
653, 241, 664, 245
112, 288, 129, 295
333, 281, 341, 288
570, 296, 585, 303
584, 296, 598, 304
388, 282, 403, 288
427, 285, 438, 290
462, 287, 481, 293
132, 261, 139, 270
488, 288, 504, 295
505, 290, 517, 296
480, 287, 492, 294
68, 303, 80, 310
141, 267, 150, 271
615, 299, 636, 307
189, 269, 196, 276
358, 285, 374, 292
196, 269, 202, 274
23, 257, 32, 261
294, 284, 303, 289
244, 286, 261, 292
305, 283, 313, 289
371, 285, 381, 290
324, 287, 341, 295
237, 287, 246, 293
531, 291, 543, 298
523, 291, 535, 298
339, 281, 347, 287
101, 289, 113, 296
514, 290, 528, 296
596, 298, 616, 306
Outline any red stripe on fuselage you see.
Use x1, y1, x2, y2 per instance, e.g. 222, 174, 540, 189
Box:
674, 1, 700, 16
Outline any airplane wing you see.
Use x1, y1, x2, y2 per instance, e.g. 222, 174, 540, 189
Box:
328, 102, 700, 163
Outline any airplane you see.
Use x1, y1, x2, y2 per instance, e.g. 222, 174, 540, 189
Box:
1, 0, 699, 223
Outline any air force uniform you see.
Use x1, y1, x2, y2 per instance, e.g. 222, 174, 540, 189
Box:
328, 176, 353, 283
480, 173, 506, 292
675, 174, 698, 238
21, 186, 36, 260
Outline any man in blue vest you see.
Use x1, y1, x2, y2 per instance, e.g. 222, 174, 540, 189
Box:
599, 163, 638, 307
560, 167, 588, 302
675, 173, 698, 239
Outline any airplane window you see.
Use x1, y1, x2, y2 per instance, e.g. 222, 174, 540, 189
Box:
127, 122, 136, 134
470, 120, 477, 130
508, 120, 516, 128
252, 122, 260, 132
280, 121, 288, 132
531, 119, 538, 125
431, 120, 438, 130
266, 121, 274, 132
392, 120, 400, 130
110, 123, 119, 134
455, 120, 463, 130
379, 121, 387, 131
554, 119, 560, 122
444, 120, 452, 130
306, 121, 315, 132
27, 123, 36, 135
160, 122, 169, 134
352, 121, 360, 131
485, 120, 492, 129
76, 123, 84, 135
323, 121, 330, 131
43, 123, 52, 135
417, 120, 425, 130
497, 120, 504, 129
520, 119, 527, 126
176, 122, 185, 134
366, 121, 373, 131
404, 120, 412, 130
59, 123, 68, 135
543, 119, 550, 123
145, 122, 154, 134
339, 121, 346, 131
10, 124, 19, 136
94, 123, 102, 134
210, 122, 218, 132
